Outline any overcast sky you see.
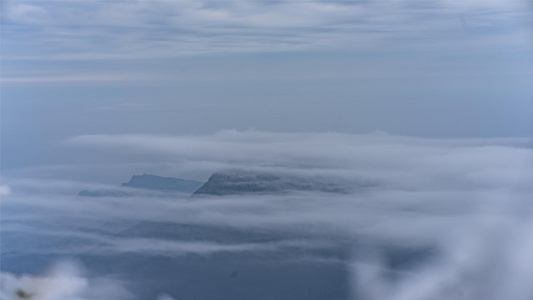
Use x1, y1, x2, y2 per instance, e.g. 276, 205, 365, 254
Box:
2, 3, 533, 299
1, 0, 533, 174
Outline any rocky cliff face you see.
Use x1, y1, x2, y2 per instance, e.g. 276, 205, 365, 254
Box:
78, 174, 204, 197
122, 174, 204, 193
193, 170, 355, 196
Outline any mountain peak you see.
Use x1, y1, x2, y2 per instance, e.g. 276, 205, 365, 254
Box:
193, 170, 356, 196
121, 174, 204, 193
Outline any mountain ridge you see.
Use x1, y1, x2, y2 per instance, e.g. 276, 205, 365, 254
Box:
193, 170, 359, 196
78, 174, 204, 197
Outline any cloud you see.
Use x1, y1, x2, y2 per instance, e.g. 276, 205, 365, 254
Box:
0, 74, 146, 85
89, 238, 333, 257
2, 221, 332, 257
0, 185, 12, 196
66, 131, 532, 191
10, 131, 533, 241
0, 260, 133, 300
6, 130, 533, 298
3, 3, 49, 24
95, 103, 150, 111
350, 215, 533, 300
3, 0, 530, 61
2, 0, 530, 89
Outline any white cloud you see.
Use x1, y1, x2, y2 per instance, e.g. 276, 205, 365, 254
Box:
3, 0, 531, 61
66, 131, 532, 191
0, 185, 12, 196
7, 131, 532, 242
0, 261, 133, 300
0, 74, 146, 85
3, 0, 530, 88
6, 130, 533, 299
3, 3, 49, 24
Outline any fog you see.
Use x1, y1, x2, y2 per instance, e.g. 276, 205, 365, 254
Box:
2, 131, 533, 299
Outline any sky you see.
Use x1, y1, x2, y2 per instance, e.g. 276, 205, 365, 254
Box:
2, 2, 533, 299
1, 0, 533, 176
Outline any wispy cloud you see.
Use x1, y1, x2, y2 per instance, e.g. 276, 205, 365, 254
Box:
0, 74, 146, 85
3, 0, 530, 61
5, 130, 533, 298
0, 261, 133, 300
2, 0, 530, 88
66, 131, 532, 191
8, 131, 533, 236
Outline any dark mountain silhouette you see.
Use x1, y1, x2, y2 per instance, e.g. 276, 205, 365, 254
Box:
193, 170, 371, 196
122, 173, 204, 193
78, 174, 204, 197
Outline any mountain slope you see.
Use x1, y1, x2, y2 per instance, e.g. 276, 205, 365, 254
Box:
78, 174, 204, 197
122, 174, 204, 193
193, 170, 356, 196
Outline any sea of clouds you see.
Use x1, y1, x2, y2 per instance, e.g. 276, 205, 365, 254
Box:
2, 130, 533, 299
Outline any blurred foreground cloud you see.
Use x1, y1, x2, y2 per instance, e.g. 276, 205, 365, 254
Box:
0, 185, 12, 196
0, 261, 133, 300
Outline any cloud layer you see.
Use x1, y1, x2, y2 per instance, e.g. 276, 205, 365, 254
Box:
3, 0, 530, 60
2, 0, 531, 86
4, 130, 533, 299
